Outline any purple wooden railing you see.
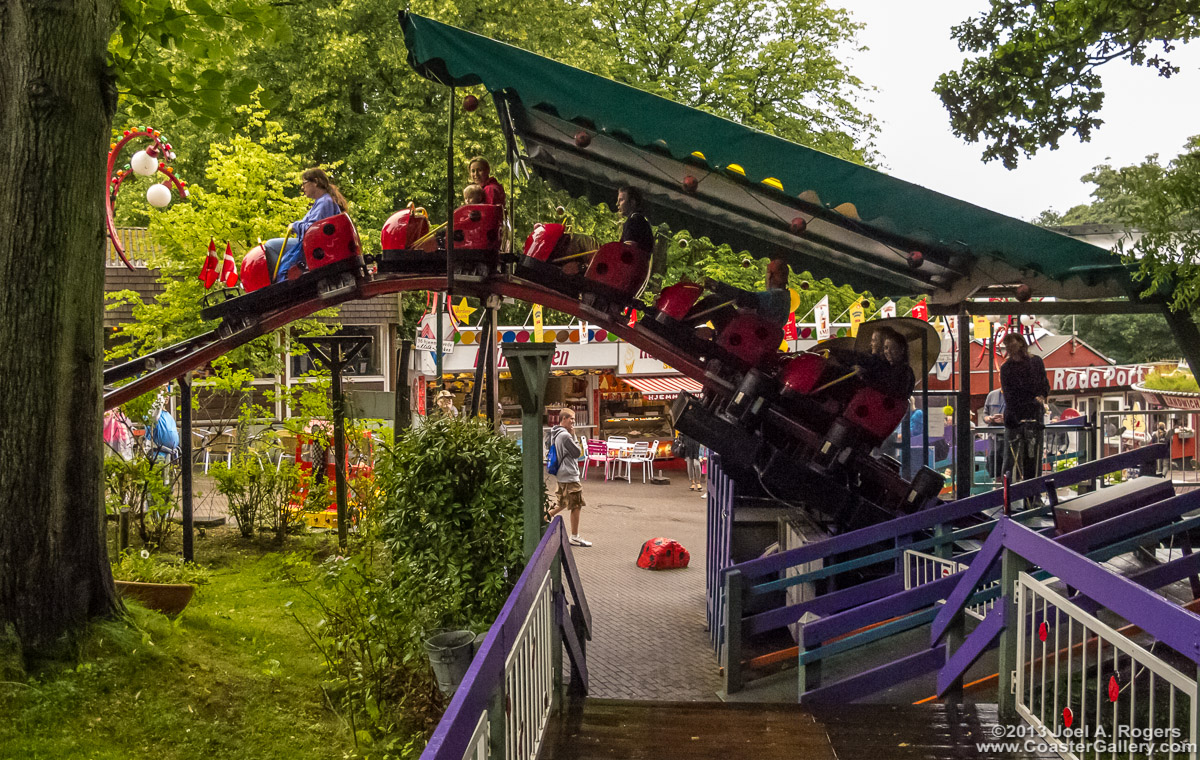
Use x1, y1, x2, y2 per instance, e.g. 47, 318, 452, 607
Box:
419, 516, 590, 760
720, 445, 1168, 695
934, 515, 1200, 753
706, 454, 735, 656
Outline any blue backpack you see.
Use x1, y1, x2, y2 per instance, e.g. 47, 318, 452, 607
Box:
546, 431, 561, 476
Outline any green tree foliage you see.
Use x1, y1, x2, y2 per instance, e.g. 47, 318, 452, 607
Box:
1034, 146, 1194, 361
110, 0, 288, 129
934, 0, 1198, 169
1063, 313, 1180, 364
588, 0, 878, 162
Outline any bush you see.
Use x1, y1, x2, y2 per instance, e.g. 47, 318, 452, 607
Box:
111, 549, 211, 585
104, 454, 177, 550
288, 416, 534, 755
380, 416, 530, 629
212, 454, 301, 540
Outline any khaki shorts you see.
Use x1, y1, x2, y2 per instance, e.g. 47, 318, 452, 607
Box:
556, 481, 585, 511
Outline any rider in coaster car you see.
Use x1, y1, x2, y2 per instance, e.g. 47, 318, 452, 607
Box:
688, 257, 791, 336
616, 186, 654, 254
265, 168, 349, 282
468, 156, 506, 208
827, 325, 916, 401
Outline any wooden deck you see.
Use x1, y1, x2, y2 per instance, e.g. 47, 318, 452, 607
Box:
539, 699, 1059, 759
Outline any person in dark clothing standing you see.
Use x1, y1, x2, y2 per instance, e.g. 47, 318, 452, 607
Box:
1000, 332, 1050, 483
616, 186, 654, 253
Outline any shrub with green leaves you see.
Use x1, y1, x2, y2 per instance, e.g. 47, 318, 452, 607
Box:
103, 454, 177, 550
288, 417, 533, 754
379, 417, 530, 630
211, 454, 300, 540
110, 549, 211, 586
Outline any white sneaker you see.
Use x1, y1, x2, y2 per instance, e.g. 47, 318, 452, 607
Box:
569, 535, 592, 547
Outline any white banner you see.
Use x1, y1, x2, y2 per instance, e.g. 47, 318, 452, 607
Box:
616, 345, 681, 376
880, 299, 896, 319
815, 296, 831, 340
420, 340, 619, 374
415, 313, 455, 353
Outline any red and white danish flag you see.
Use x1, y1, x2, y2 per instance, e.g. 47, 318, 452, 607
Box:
219, 241, 239, 288
198, 238, 219, 289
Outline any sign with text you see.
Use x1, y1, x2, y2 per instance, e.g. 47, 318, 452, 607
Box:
815, 296, 831, 340
616, 346, 680, 376
1050, 365, 1152, 392
419, 340, 618, 374
415, 313, 455, 353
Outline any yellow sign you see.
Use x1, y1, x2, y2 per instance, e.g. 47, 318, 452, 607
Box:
532, 304, 544, 342
452, 297, 476, 324
848, 301, 865, 337
973, 315, 991, 340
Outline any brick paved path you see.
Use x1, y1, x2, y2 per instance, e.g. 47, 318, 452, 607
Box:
559, 470, 724, 701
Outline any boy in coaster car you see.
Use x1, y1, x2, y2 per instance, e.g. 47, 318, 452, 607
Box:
686, 257, 790, 338
462, 183, 485, 205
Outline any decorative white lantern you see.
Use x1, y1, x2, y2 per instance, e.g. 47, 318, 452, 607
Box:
130, 149, 159, 177
146, 183, 172, 208
1020, 314, 1036, 327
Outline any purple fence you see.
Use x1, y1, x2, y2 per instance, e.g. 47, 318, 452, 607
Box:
419, 516, 591, 760
706, 454, 735, 657
719, 445, 1168, 696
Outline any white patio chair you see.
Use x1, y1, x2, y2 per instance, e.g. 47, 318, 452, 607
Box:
626, 441, 655, 483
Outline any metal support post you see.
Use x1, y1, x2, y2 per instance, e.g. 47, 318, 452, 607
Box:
297, 336, 372, 550
179, 374, 194, 562
395, 339, 412, 432
504, 342, 556, 558
956, 303, 973, 499
997, 540, 1031, 722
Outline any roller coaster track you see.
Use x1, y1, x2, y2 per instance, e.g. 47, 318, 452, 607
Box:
104, 270, 706, 411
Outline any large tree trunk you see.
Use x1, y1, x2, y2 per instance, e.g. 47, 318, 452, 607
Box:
0, 0, 120, 656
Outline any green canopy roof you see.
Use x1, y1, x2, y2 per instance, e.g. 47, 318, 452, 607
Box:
399, 11, 1135, 301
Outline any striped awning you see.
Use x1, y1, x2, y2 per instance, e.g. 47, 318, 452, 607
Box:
622, 375, 703, 401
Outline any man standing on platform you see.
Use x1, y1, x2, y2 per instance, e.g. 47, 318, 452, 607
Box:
546, 408, 590, 547
1000, 333, 1049, 485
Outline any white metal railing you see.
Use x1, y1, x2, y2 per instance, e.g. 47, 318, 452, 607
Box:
502, 572, 555, 760
1098, 409, 1199, 489
463, 711, 490, 760
1016, 572, 1199, 760
902, 550, 996, 622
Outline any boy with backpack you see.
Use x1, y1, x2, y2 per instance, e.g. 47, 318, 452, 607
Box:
545, 408, 590, 547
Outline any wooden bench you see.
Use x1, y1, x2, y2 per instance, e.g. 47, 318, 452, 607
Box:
1054, 476, 1174, 534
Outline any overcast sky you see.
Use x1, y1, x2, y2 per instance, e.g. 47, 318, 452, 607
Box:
837, 0, 1200, 222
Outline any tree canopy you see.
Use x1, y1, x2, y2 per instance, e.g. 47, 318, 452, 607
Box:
935, 0, 1198, 169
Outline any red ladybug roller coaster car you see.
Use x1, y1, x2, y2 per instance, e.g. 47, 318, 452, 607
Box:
240, 213, 363, 293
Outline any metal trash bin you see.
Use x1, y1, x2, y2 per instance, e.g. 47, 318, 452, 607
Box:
424, 630, 476, 696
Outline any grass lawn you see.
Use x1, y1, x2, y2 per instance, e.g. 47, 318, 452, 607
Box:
0, 527, 384, 760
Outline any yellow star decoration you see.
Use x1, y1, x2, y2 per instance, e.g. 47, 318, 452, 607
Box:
451, 297, 476, 323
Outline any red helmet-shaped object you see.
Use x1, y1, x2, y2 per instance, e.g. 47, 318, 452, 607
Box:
381, 204, 430, 250
303, 213, 361, 271
452, 204, 503, 251
523, 223, 566, 261
777, 352, 828, 396
585, 241, 652, 298
841, 387, 908, 443
241, 244, 272, 293
717, 313, 783, 369
654, 281, 703, 320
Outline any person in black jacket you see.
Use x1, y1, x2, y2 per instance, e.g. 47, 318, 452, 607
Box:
1000, 332, 1050, 483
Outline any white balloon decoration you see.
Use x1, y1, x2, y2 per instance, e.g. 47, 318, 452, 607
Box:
130, 149, 159, 177
146, 183, 172, 208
